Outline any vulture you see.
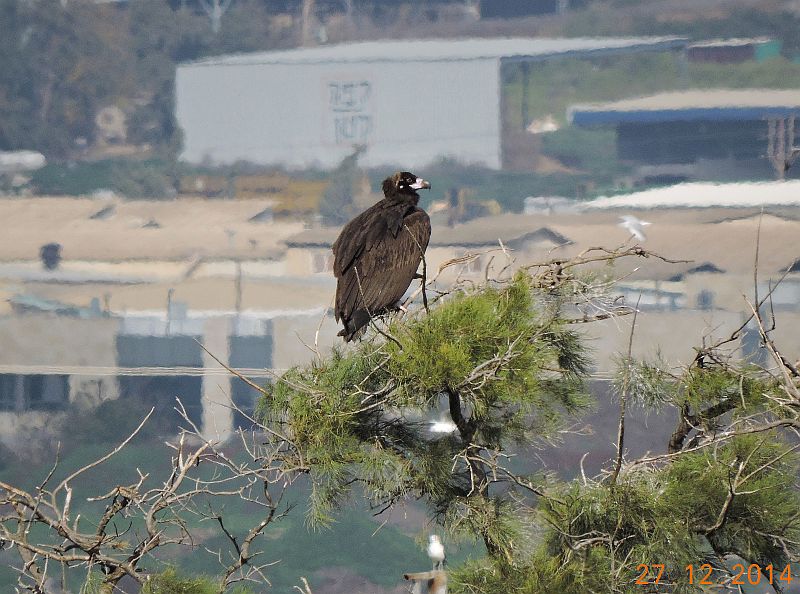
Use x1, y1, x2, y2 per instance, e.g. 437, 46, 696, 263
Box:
332, 171, 431, 341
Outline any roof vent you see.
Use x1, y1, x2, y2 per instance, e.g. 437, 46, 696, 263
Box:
90, 204, 116, 220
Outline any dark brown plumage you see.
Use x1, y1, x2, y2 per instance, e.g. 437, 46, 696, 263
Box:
332, 171, 432, 341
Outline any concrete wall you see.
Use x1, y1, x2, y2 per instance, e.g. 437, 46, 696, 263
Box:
201, 316, 233, 440
586, 309, 800, 372
285, 246, 335, 276
272, 313, 340, 370
0, 315, 117, 367
176, 58, 501, 169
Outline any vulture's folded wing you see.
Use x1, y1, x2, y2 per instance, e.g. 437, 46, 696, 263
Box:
334, 208, 430, 332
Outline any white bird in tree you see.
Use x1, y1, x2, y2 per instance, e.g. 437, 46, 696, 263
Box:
618, 215, 651, 242
429, 412, 457, 434
428, 534, 446, 570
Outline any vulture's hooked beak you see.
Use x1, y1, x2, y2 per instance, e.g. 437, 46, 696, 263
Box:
411, 177, 431, 190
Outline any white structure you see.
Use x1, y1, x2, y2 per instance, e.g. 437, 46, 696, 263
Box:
0, 150, 45, 173
176, 37, 685, 170
585, 180, 800, 210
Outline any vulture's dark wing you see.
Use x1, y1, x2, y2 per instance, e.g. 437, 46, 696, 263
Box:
333, 207, 431, 340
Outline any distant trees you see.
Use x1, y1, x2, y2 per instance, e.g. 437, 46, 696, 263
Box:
0, 0, 133, 157
0, 0, 292, 160
4, 0, 800, 169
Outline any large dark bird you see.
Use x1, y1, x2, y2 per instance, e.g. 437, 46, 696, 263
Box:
332, 171, 431, 341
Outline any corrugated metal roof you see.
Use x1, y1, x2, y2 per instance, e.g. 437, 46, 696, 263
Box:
287, 207, 800, 281
286, 220, 570, 248
184, 36, 686, 67
687, 37, 773, 49
0, 197, 296, 262
585, 181, 800, 209
570, 89, 800, 125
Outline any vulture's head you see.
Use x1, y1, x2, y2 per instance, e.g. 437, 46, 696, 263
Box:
382, 171, 431, 202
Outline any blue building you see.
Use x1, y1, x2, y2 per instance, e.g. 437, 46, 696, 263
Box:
569, 89, 800, 182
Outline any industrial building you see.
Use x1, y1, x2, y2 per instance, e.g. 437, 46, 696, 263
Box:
569, 89, 800, 181
175, 36, 686, 170
0, 197, 337, 447
2, 194, 800, 450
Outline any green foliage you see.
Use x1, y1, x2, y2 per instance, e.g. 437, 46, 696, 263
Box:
662, 434, 800, 566
375, 159, 608, 212
505, 53, 800, 129
629, 8, 800, 57
0, 0, 134, 156
141, 568, 238, 594
30, 158, 176, 198
618, 357, 675, 408
259, 272, 591, 553
540, 127, 620, 175
449, 349, 800, 594
383, 274, 588, 419
619, 358, 780, 416
0, 0, 295, 158
452, 431, 800, 593
526, 478, 698, 593
681, 366, 766, 411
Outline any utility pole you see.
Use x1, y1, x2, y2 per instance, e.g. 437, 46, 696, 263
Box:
301, 0, 316, 46
767, 115, 795, 180
234, 260, 243, 334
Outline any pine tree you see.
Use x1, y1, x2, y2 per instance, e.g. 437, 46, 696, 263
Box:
258, 249, 800, 593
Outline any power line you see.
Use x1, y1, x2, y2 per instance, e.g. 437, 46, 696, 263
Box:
0, 365, 280, 378
0, 363, 617, 381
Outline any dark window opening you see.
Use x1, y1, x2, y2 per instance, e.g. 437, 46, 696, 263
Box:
26, 375, 69, 410
696, 290, 715, 311
0, 374, 69, 411
118, 376, 203, 433
229, 331, 273, 429
0, 375, 18, 411
117, 335, 204, 368
229, 333, 274, 369
231, 378, 270, 430
481, 0, 558, 18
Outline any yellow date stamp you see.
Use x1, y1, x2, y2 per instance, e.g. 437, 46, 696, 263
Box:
635, 563, 793, 587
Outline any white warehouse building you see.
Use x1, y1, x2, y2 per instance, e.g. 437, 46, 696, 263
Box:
176, 37, 686, 170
